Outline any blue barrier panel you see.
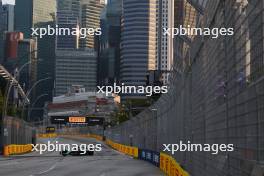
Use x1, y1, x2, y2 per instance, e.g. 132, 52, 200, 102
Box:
138, 149, 160, 167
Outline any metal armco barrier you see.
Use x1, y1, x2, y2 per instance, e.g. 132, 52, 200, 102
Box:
34, 132, 189, 175
37, 132, 104, 142
3, 144, 32, 156
106, 139, 138, 158
160, 153, 189, 176
37, 133, 57, 138
88, 134, 103, 141
106, 138, 188, 175
40, 133, 104, 141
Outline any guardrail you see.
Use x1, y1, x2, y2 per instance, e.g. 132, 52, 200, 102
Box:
0, 116, 36, 155
160, 152, 189, 176
106, 139, 138, 158
107, 139, 189, 176
106, 138, 189, 176
37, 133, 103, 141
36, 133, 189, 175
88, 134, 103, 141
3, 144, 32, 156
37, 133, 57, 138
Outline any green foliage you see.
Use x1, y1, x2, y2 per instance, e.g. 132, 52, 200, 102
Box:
0, 77, 22, 118
0, 77, 7, 94
7, 106, 16, 116
110, 95, 162, 125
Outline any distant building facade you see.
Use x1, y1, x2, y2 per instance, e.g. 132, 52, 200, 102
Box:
2, 4, 14, 31
48, 86, 117, 122
0, 3, 15, 63
80, 0, 105, 49
0, 1, 5, 63
156, 0, 174, 85
120, 0, 157, 99
97, 0, 121, 86
15, 0, 56, 120
56, 0, 80, 50
55, 0, 99, 97
55, 50, 97, 96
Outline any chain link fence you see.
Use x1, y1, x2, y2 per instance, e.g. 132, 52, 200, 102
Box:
0, 116, 36, 153
104, 1, 264, 176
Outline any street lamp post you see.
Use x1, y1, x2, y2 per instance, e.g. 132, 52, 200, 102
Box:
0, 50, 38, 151
1, 66, 29, 119
21, 77, 51, 121
28, 93, 48, 121
3, 61, 32, 113
3, 52, 40, 119
0, 65, 29, 151
150, 108, 158, 151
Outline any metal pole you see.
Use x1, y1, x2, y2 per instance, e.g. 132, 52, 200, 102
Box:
3, 57, 41, 119
0, 51, 38, 151
150, 108, 158, 151
21, 77, 51, 121
28, 93, 48, 120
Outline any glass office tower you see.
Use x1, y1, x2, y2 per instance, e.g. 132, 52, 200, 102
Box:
97, 0, 121, 86
120, 0, 157, 99
15, 0, 56, 120
80, 0, 105, 49
56, 0, 80, 50
55, 0, 98, 95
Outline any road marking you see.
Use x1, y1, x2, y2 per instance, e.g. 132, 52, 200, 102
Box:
29, 158, 63, 176
0, 161, 19, 166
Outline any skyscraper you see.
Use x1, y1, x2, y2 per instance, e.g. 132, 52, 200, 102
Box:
0, 0, 2, 25
57, 0, 81, 17
55, 50, 97, 95
0, 2, 15, 63
120, 0, 157, 91
15, 0, 56, 120
0, 0, 5, 63
15, 0, 56, 38
156, 0, 174, 85
17, 38, 38, 93
80, 0, 105, 49
56, 0, 80, 50
173, 0, 197, 71
55, 0, 98, 95
97, 0, 121, 85
2, 4, 14, 31
0, 0, 2, 29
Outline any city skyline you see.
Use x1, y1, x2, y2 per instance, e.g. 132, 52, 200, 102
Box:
0, 1, 263, 176
1, 0, 110, 6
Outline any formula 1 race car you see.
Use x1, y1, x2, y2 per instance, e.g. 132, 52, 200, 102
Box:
60, 148, 94, 156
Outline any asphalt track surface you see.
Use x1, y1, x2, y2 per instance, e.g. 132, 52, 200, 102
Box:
0, 137, 163, 176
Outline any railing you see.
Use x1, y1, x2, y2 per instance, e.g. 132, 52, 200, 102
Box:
3, 144, 32, 156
